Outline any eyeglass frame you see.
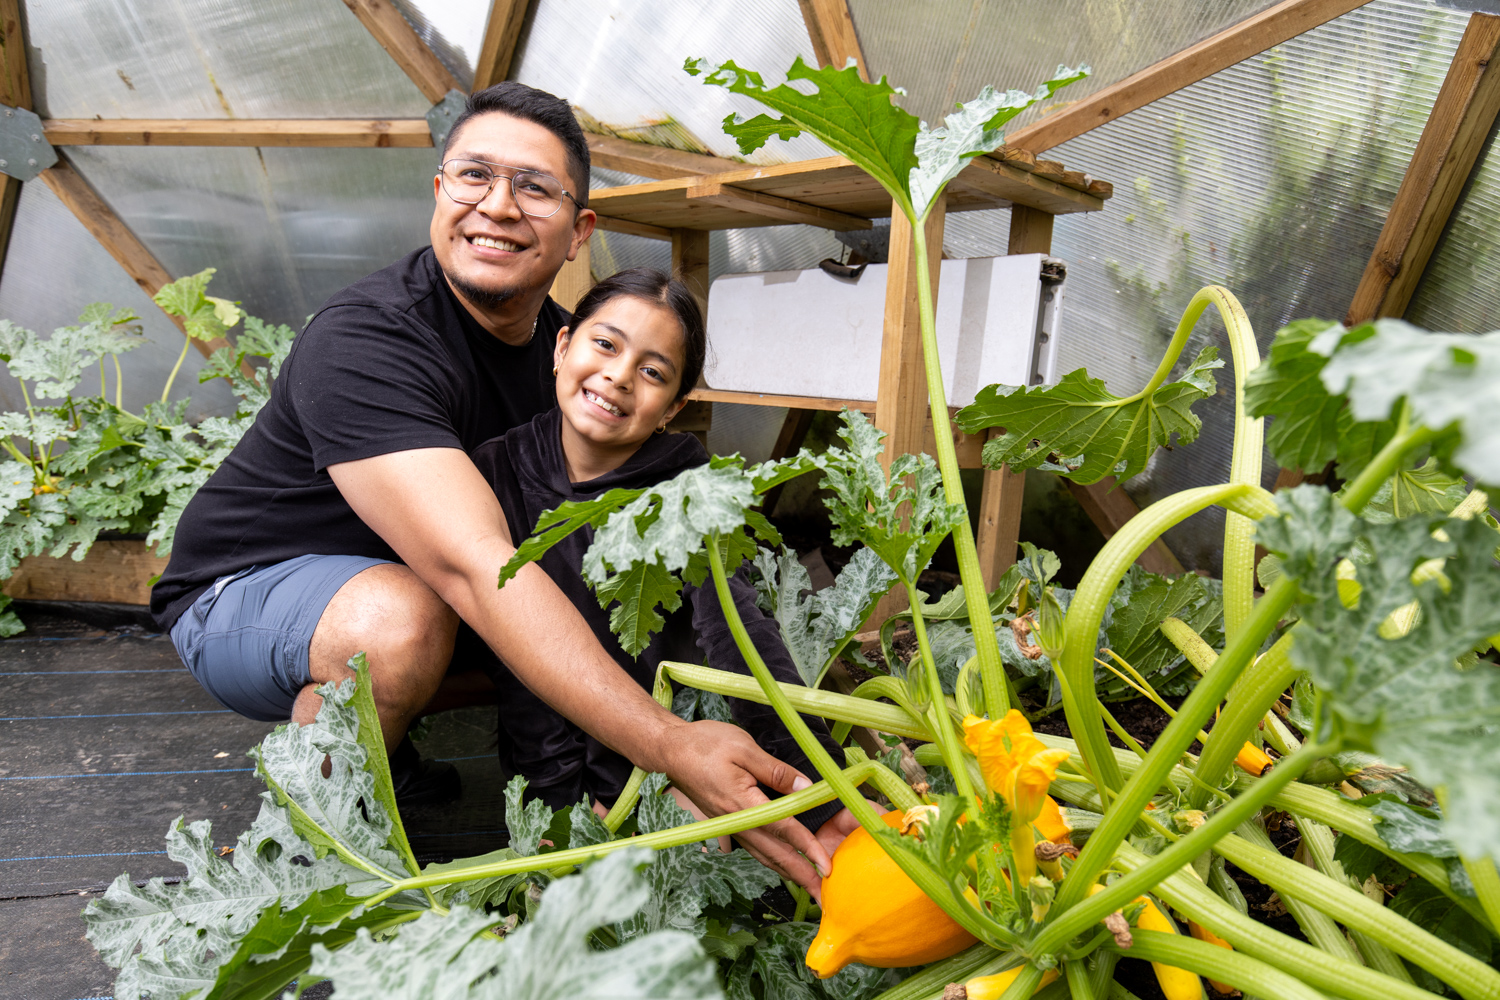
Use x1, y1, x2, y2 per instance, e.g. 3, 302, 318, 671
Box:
437, 157, 582, 219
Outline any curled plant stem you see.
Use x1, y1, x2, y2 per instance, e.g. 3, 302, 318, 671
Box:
912, 219, 1009, 720
1190, 635, 1297, 805
1057, 483, 1277, 802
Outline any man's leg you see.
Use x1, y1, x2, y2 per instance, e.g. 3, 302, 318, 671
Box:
301, 562, 459, 751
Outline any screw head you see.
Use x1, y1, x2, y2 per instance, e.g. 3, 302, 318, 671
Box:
4, 109, 12, 117
27, 158, 36, 167
31, 134, 39, 142
0, 159, 8, 167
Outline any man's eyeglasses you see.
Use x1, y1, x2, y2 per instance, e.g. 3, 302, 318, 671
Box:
438, 159, 579, 218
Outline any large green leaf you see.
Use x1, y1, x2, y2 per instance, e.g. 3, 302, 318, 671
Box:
309, 848, 721, 999
1105, 568, 1223, 695
821, 410, 965, 584
755, 544, 896, 686
685, 56, 1086, 220
497, 486, 647, 587
1315, 319, 1500, 484
1359, 458, 1472, 525
153, 268, 243, 342
249, 675, 409, 881
1259, 488, 1500, 858
1243, 317, 1396, 478
955, 345, 1223, 484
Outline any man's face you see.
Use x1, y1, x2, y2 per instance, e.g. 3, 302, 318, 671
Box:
430, 113, 593, 316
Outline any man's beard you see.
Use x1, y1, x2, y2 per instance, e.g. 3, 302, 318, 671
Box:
445, 267, 518, 310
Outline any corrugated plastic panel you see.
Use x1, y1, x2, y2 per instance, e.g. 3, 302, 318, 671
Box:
0, 182, 235, 421
512, 0, 832, 165
390, 0, 491, 92
24, 0, 430, 119
60, 145, 439, 328
1032, 0, 1469, 572
1407, 138, 1500, 332
848, 0, 1281, 128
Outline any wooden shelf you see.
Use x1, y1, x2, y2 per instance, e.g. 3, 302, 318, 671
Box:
591, 152, 1109, 232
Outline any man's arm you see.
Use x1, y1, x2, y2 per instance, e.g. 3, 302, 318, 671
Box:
327, 447, 836, 894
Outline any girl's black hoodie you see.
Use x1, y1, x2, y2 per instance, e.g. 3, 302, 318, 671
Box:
470, 407, 842, 832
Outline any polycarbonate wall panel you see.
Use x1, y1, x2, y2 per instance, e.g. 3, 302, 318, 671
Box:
25, 0, 431, 119
390, 0, 492, 92
1022, 0, 1471, 573
62, 146, 441, 329
849, 0, 1280, 128
0, 182, 235, 421
1407, 138, 1500, 333
513, 0, 831, 165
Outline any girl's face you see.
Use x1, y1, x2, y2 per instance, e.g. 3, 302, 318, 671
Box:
553, 295, 689, 477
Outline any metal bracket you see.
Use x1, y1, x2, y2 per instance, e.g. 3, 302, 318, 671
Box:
426, 90, 468, 151
0, 105, 57, 182
1031, 256, 1068, 386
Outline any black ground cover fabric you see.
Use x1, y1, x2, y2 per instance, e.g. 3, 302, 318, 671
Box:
1, 614, 510, 999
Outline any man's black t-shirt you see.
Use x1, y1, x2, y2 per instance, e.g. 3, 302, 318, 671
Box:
151, 247, 565, 629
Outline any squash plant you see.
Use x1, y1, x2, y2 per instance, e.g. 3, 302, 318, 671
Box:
82, 57, 1500, 1000
0, 269, 295, 624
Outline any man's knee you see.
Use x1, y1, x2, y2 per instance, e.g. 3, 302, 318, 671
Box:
310, 564, 459, 685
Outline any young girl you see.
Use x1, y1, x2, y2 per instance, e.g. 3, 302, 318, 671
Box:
471, 267, 842, 835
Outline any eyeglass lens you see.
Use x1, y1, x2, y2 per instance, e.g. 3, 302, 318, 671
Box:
441, 160, 565, 217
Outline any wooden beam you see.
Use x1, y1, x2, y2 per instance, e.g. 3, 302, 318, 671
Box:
1345, 12, 1500, 325
38, 158, 223, 358
671, 228, 711, 320
921, 154, 1104, 215
585, 132, 741, 180
340, 0, 461, 104
45, 118, 434, 148
2, 539, 168, 605
593, 214, 673, 241
685, 179, 873, 231
686, 387, 874, 412
798, 0, 868, 80
1064, 477, 1185, 575
472, 0, 530, 92
548, 239, 592, 312
1004, 0, 1369, 154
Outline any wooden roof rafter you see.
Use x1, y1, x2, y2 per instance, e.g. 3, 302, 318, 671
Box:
798, 0, 868, 80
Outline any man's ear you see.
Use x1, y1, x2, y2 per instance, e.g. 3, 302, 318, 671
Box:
569, 209, 597, 260
554, 326, 571, 370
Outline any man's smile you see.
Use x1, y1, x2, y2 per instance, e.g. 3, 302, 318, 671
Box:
467, 234, 526, 253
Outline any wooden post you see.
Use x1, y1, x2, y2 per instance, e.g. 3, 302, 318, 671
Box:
797, 0, 868, 80
975, 205, 1054, 587
548, 239, 592, 312
0, 0, 31, 280
671, 228, 711, 319
1064, 477, 1185, 575
869, 198, 944, 621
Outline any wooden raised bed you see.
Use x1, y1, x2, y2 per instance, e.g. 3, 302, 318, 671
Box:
2, 539, 167, 607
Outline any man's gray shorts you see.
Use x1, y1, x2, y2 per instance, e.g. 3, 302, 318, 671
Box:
170, 553, 391, 721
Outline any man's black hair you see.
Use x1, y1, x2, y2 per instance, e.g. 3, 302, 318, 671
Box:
442, 82, 591, 209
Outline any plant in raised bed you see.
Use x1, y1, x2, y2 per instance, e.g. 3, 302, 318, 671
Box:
0, 269, 296, 617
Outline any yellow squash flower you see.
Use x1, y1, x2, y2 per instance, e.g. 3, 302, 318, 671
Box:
962, 711, 1072, 824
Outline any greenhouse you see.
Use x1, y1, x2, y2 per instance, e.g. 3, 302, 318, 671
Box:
3, 0, 1500, 997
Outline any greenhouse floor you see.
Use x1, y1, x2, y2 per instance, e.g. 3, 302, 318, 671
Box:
0, 611, 511, 1000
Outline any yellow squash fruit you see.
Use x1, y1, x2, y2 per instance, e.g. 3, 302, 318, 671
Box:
1188, 920, 1236, 995
1234, 742, 1275, 776
805, 810, 978, 978
1135, 895, 1205, 1000
961, 966, 1060, 999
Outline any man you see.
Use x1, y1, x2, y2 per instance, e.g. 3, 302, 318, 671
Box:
152, 82, 857, 896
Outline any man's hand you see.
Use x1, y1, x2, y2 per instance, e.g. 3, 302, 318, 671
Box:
657, 719, 834, 902
814, 805, 875, 866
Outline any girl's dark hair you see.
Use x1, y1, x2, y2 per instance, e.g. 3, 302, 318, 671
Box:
568, 267, 706, 400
